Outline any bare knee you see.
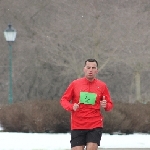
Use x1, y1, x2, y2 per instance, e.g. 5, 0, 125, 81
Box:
71, 145, 85, 150
86, 142, 98, 150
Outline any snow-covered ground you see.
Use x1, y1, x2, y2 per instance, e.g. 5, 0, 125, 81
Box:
0, 131, 150, 150
0, 124, 150, 149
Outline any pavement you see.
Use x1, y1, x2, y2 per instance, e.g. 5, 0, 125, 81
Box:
99, 149, 149, 150
66, 148, 150, 150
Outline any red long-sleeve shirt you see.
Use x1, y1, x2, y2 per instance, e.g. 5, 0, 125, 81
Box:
60, 77, 113, 130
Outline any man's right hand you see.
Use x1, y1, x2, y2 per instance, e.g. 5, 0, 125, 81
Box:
73, 103, 79, 111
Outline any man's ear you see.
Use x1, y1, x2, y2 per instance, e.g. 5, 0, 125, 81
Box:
96, 69, 98, 74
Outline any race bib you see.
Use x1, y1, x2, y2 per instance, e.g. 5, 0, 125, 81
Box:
79, 92, 97, 105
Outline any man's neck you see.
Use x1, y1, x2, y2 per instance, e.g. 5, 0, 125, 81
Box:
85, 77, 95, 82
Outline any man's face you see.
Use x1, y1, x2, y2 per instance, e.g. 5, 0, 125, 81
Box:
84, 61, 98, 81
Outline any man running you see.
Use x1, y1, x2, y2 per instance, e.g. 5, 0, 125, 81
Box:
60, 58, 113, 150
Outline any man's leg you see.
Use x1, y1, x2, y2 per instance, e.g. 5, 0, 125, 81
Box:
86, 142, 98, 150
71, 145, 85, 150
71, 130, 87, 150
86, 127, 103, 150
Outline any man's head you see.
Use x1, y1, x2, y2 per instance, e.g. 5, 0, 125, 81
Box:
84, 59, 98, 81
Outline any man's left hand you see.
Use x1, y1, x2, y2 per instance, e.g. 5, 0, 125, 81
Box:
100, 96, 107, 108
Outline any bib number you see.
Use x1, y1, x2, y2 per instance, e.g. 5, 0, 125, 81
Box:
79, 92, 97, 105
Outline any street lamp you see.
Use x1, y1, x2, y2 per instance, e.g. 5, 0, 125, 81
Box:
4, 24, 17, 104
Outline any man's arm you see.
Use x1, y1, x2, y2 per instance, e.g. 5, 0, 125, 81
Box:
60, 82, 74, 111
101, 84, 113, 111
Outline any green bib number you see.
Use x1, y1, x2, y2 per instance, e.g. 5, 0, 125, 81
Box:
79, 92, 97, 105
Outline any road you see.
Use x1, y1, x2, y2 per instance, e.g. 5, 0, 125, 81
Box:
99, 149, 149, 150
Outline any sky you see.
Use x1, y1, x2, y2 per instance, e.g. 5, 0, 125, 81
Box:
0, 131, 150, 150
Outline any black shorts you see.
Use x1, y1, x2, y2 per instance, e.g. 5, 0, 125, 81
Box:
70, 127, 103, 148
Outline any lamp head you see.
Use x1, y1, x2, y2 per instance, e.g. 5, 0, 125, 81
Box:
4, 24, 17, 42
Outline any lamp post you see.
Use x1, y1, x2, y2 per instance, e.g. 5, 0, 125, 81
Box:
4, 24, 17, 104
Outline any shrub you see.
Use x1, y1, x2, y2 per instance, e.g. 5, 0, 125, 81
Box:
0, 100, 70, 133
0, 100, 150, 133
103, 102, 150, 134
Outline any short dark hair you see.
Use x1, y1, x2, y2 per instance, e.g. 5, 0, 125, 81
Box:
85, 59, 98, 67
